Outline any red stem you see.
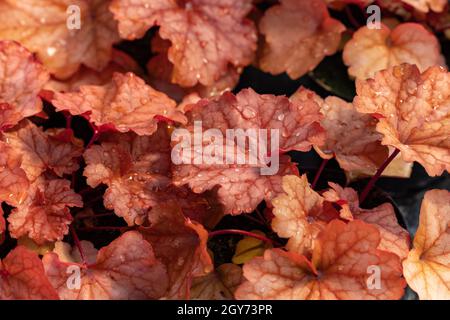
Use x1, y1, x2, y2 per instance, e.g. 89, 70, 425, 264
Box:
209, 229, 275, 245
359, 148, 400, 204
311, 158, 329, 190
64, 112, 72, 130
345, 5, 361, 29
70, 226, 87, 266
86, 128, 99, 149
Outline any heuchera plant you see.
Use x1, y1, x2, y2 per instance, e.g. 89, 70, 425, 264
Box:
0, 0, 448, 300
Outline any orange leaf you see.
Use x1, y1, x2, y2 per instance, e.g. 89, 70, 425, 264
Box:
354, 64, 450, 176
235, 220, 406, 300
293, 87, 389, 174
323, 183, 410, 259
110, 0, 257, 87
344, 23, 445, 80
403, 189, 450, 299
271, 175, 332, 255
42, 231, 168, 299
0, 0, 120, 79
401, 0, 447, 13
259, 0, 345, 79
52, 72, 186, 135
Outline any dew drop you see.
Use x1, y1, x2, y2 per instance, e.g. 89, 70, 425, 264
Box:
242, 108, 256, 119
46, 47, 57, 57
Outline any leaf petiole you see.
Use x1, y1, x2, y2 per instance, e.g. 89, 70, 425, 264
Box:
359, 148, 400, 204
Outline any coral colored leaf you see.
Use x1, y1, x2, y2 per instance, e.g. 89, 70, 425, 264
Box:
3, 120, 83, 181
191, 264, 243, 300
110, 0, 257, 87
0, 0, 120, 79
139, 203, 213, 299
44, 49, 143, 94
172, 88, 324, 214
258, 0, 345, 79
0, 206, 5, 235
83, 126, 218, 225
403, 189, 450, 300
185, 89, 325, 152
271, 175, 331, 255
8, 178, 83, 245
0, 141, 30, 206
174, 154, 298, 215
401, 0, 447, 13
343, 23, 445, 80
235, 220, 406, 300
323, 183, 410, 259
354, 64, 450, 176
147, 35, 241, 100
0, 41, 49, 130
293, 88, 389, 174
0, 246, 59, 299
42, 231, 169, 300
52, 72, 186, 135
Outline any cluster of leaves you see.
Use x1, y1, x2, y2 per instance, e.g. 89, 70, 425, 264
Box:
0, 0, 449, 300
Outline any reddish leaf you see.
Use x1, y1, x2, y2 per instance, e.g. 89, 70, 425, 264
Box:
323, 183, 410, 259
258, 0, 345, 79
343, 23, 445, 80
172, 88, 324, 214
52, 72, 186, 135
0, 246, 59, 300
403, 189, 450, 299
42, 231, 169, 299
110, 0, 257, 87
83, 126, 219, 225
0, 206, 5, 236
8, 178, 83, 245
354, 64, 450, 176
293, 87, 389, 174
235, 220, 406, 300
0, 0, 120, 79
174, 154, 298, 215
0, 41, 49, 130
139, 203, 213, 299
3, 120, 83, 181
0, 141, 30, 206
